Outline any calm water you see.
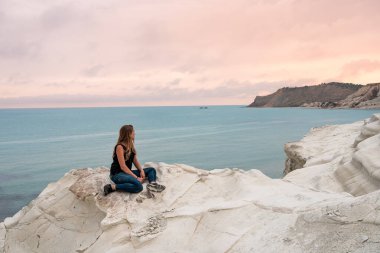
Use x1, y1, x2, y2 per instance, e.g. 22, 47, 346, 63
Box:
0, 106, 378, 220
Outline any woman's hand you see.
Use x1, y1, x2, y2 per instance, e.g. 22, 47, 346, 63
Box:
137, 177, 144, 183
140, 170, 146, 180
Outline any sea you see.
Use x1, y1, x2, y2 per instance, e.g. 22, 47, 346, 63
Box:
0, 106, 379, 220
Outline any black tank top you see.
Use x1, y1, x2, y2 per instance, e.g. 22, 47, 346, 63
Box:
110, 144, 135, 175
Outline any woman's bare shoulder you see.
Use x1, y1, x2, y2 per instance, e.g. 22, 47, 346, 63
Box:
116, 144, 126, 150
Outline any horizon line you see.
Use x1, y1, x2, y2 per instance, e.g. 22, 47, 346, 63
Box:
0, 104, 248, 110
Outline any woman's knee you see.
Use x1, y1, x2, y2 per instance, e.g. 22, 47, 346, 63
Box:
133, 183, 143, 193
145, 167, 156, 175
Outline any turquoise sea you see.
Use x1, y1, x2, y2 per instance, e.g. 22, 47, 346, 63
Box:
0, 106, 379, 220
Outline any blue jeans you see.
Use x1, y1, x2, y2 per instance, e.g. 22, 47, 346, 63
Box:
110, 167, 157, 193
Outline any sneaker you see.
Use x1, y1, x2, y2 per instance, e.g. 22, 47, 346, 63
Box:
147, 182, 166, 192
103, 184, 113, 196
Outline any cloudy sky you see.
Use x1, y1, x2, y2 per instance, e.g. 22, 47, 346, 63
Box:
1, 0, 379, 108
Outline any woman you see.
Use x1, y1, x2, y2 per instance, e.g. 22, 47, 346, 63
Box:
103, 125, 165, 196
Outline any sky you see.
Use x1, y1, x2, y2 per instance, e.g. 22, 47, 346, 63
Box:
0, 0, 379, 108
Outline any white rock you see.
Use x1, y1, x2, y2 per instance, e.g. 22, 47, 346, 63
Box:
285, 113, 380, 196
0, 222, 5, 252
1, 114, 380, 253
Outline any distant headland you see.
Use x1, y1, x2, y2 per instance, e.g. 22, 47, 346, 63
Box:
248, 82, 380, 109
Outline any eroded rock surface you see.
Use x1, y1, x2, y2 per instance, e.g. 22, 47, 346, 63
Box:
284, 113, 380, 197
1, 114, 380, 253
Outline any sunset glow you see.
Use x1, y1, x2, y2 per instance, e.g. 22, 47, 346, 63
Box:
1, 0, 379, 108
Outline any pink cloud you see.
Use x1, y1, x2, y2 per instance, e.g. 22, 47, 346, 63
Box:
0, 0, 379, 107
339, 59, 380, 78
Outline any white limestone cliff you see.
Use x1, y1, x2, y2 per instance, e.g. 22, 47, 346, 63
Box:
1, 114, 380, 253
284, 113, 380, 196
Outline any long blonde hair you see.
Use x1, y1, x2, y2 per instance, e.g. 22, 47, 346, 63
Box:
115, 125, 136, 158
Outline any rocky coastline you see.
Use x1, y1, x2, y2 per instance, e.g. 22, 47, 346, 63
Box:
249, 82, 380, 109
1, 114, 380, 252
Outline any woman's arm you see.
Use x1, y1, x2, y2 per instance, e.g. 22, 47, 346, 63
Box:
133, 155, 145, 179
133, 155, 143, 171
116, 145, 138, 178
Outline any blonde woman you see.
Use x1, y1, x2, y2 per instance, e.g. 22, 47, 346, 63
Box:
104, 125, 165, 195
